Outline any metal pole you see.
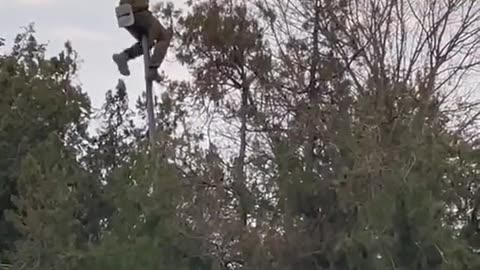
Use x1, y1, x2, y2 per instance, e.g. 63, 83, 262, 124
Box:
142, 35, 156, 145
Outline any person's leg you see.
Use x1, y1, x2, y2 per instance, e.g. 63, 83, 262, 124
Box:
149, 19, 171, 69
146, 15, 172, 81
113, 31, 140, 76
123, 27, 144, 58
113, 11, 171, 81
112, 14, 146, 76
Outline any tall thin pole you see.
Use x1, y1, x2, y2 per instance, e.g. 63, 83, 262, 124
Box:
142, 35, 156, 145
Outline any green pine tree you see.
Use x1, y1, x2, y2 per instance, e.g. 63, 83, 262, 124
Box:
0, 25, 90, 261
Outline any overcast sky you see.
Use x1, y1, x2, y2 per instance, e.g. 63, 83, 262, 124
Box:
0, 0, 188, 111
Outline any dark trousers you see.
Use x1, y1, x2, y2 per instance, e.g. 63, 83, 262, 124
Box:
123, 10, 171, 68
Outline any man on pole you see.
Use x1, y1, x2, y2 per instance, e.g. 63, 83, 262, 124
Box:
113, 0, 171, 82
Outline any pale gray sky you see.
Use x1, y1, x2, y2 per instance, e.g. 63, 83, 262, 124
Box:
0, 0, 188, 111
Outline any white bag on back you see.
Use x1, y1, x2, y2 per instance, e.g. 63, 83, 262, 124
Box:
115, 4, 135, 28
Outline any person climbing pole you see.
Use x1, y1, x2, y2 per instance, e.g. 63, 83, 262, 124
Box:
113, 0, 172, 82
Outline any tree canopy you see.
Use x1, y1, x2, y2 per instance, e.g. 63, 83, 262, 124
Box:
1, 1, 480, 269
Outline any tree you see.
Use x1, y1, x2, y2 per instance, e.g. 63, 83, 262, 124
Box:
86, 79, 138, 178
0, 25, 90, 260
175, 0, 480, 269
3, 1, 480, 269
84, 149, 212, 270
6, 134, 92, 270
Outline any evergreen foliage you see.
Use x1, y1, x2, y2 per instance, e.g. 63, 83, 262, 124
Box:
1, 1, 480, 269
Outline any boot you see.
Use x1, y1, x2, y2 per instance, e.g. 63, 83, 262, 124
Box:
112, 52, 130, 76
147, 67, 163, 82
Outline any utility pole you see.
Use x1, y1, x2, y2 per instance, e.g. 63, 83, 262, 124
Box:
116, 4, 156, 147
142, 36, 156, 145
